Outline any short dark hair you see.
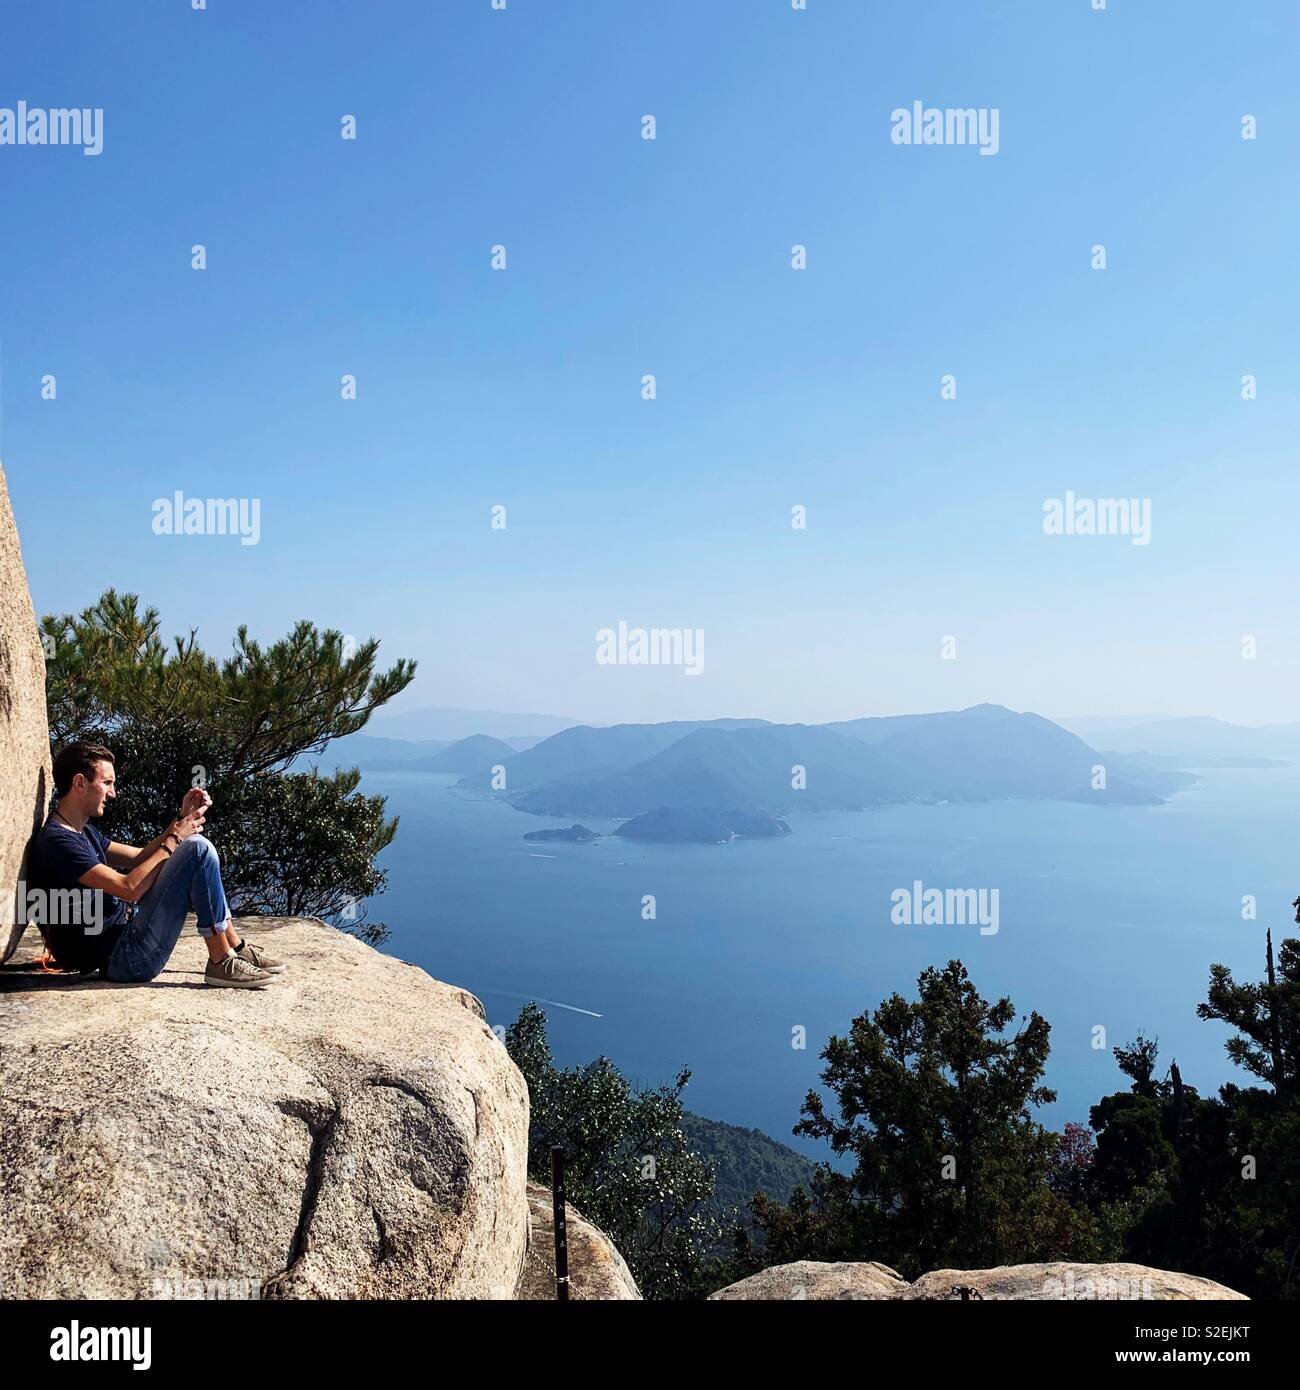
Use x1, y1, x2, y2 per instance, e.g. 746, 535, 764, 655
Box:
52, 741, 116, 797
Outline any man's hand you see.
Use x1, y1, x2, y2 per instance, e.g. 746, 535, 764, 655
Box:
181, 788, 213, 818
169, 807, 207, 844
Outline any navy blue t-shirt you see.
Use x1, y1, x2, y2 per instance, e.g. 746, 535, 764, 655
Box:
27, 819, 128, 971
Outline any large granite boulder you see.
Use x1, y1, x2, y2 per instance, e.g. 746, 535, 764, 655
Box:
709, 1260, 1248, 1302
516, 1180, 640, 1300
0, 919, 530, 1299
0, 460, 52, 964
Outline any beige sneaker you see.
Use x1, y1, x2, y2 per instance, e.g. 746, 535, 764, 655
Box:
235, 940, 285, 975
204, 953, 272, 988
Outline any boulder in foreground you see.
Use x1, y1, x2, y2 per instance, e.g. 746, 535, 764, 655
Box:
0, 918, 529, 1299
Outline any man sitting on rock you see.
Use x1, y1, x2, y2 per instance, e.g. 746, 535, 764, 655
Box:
27, 741, 285, 988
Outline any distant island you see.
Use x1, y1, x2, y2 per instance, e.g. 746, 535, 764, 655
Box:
523, 824, 599, 843
332, 705, 1223, 846
614, 806, 791, 844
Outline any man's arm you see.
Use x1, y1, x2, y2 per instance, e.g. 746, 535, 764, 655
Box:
106, 829, 169, 870
81, 840, 177, 904
82, 808, 207, 903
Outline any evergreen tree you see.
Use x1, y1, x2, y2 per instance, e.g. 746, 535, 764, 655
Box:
504, 1003, 722, 1300
1198, 927, 1300, 1097
725, 960, 1089, 1280
1088, 930, 1300, 1298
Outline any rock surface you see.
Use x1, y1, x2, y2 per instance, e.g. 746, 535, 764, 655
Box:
906, 1262, 1249, 1301
709, 1259, 906, 1301
0, 918, 530, 1299
0, 460, 52, 965
516, 1180, 640, 1300
710, 1260, 1248, 1301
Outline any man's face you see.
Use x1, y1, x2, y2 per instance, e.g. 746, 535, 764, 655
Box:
77, 761, 117, 818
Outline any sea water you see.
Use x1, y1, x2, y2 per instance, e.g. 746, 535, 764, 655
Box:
363, 766, 1298, 1159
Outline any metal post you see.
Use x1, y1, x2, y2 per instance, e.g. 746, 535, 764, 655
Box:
551, 1146, 569, 1302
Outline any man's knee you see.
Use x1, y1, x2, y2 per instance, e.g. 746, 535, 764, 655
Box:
176, 833, 216, 863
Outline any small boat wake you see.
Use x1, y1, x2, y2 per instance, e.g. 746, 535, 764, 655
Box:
486, 989, 603, 1018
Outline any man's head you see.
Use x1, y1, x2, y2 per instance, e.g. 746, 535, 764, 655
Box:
52, 741, 117, 818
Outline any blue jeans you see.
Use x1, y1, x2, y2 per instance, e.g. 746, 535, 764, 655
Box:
104, 835, 230, 983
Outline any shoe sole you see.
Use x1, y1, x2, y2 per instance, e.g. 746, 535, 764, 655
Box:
204, 975, 273, 989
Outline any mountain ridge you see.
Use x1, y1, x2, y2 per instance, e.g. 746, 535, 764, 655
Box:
489, 705, 1178, 821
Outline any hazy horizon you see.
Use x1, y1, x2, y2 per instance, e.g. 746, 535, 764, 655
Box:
363, 695, 1296, 737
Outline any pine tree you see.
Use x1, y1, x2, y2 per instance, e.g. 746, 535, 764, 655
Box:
731, 960, 1088, 1278
1198, 928, 1300, 1097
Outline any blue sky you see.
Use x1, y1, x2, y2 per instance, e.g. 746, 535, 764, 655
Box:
2, 0, 1298, 726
